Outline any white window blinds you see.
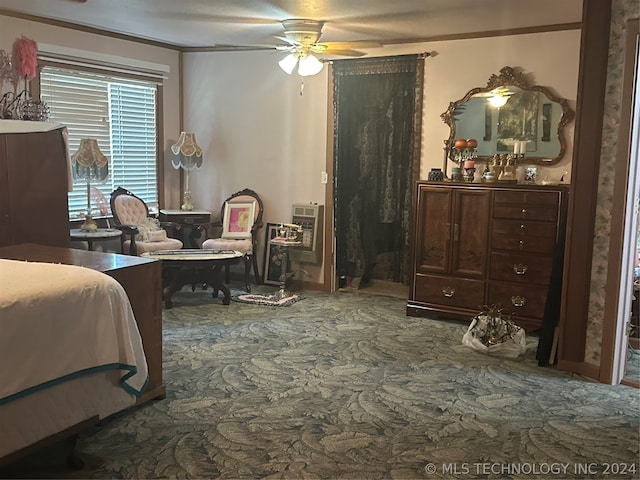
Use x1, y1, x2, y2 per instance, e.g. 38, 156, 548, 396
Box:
40, 66, 158, 218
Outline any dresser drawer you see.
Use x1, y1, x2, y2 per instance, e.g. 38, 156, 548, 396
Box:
492, 219, 557, 238
494, 190, 560, 206
489, 252, 553, 285
414, 274, 485, 310
488, 282, 548, 320
493, 204, 559, 222
491, 234, 556, 254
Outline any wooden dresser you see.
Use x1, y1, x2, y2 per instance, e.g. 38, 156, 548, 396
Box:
0, 243, 166, 404
407, 181, 568, 332
0, 124, 71, 249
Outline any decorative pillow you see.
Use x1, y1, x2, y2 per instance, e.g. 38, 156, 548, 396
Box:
136, 217, 162, 242
144, 229, 167, 242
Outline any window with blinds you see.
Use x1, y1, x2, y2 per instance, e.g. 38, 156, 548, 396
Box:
40, 66, 158, 218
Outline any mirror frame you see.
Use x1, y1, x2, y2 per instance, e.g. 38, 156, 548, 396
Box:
440, 66, 576, 165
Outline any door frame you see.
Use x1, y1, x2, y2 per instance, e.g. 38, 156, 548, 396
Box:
601, 18, 640, 385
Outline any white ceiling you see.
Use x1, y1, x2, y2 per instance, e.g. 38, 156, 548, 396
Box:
0, 0, 583, 50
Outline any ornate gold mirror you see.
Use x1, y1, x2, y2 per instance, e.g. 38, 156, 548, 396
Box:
441, 66, 575, 165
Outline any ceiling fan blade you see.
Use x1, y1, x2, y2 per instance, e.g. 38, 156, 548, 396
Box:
274, 35, 300, 46
317, 47, 367, 57
319, 40, 383, 49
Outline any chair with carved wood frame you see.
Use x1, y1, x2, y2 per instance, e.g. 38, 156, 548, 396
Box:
202, 188, 264, 292
110, 186, 183, 255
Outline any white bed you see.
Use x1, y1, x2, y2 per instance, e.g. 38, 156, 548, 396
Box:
0, 259, 148, 462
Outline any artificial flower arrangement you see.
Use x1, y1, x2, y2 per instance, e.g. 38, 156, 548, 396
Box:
461, 304, 527, 358
0, 35, 49, 121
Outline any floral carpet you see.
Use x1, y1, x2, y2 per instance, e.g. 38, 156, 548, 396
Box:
2, 286, 639, 479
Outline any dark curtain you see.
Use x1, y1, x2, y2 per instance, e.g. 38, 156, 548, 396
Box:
333, 55, 424, 288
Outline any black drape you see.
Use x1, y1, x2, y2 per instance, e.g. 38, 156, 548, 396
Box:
333, 55, 424, 288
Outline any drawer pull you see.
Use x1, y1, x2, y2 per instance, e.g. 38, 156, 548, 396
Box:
511, 296, 526, 307
520, 224, 526, 232
513, 264, 528, 275
521, 208, 527, 219
442, 286, 455, 298
518, 240, 525, 250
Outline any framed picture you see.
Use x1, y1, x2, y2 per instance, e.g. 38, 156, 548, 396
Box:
496, 90, 539, 152
263, 222, 284, 286
222, 202, 255, 239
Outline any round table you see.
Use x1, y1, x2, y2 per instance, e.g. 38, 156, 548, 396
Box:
70, 228, 122, 251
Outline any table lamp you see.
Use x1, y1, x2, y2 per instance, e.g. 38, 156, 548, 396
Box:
71, 138, 109, 232
171, 132, 203, 211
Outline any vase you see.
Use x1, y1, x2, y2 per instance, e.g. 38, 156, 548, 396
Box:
428, 168, 444, 182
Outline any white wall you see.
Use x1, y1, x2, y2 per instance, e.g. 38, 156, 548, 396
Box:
182, 51, 330, 280
184, 29, 581, 285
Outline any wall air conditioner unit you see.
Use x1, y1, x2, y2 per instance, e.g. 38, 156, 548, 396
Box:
291, 203, 324, 265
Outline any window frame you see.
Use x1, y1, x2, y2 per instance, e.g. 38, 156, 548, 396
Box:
35, 60, 165, 220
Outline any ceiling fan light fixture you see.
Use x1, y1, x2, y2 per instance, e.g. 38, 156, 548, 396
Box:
297, 53, 324, 76
278, 53, 298, 75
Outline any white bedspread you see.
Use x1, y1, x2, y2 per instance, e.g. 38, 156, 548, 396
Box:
0, 259, 148, 405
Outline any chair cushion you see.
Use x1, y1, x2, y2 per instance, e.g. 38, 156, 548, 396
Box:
124, 238, 183, 254
113, 195, 147, 225
203, 237, 252, 254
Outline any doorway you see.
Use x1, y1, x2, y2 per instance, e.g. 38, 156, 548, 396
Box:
331, 55, 424, 295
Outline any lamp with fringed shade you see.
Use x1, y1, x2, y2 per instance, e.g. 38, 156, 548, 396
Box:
171, 132, 203, 211
71, 138, 109, 232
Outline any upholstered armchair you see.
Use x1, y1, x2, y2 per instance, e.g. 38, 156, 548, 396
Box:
110, 186, 183, 255
202, 188, 264, 292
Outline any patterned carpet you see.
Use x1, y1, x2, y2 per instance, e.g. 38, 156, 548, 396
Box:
2, 286, 639, 479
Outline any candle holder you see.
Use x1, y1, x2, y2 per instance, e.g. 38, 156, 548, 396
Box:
441, 140, 451, 180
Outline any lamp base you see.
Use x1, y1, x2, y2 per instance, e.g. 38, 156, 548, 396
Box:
181, 191, 194, 211
81, 214, 98, 232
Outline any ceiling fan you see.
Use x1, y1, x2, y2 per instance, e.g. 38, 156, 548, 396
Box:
274, 19, 381, 76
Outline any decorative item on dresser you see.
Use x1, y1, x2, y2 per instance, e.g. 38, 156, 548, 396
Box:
407, 182, 568, 333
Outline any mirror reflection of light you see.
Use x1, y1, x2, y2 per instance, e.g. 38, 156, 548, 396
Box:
488, 94, 509, 107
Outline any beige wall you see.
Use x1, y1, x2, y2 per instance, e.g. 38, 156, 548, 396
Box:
0, 15, 182, 209
183, 29, 581, 283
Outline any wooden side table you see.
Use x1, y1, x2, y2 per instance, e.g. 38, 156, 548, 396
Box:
70, 228, 122, 252
159, 209, 211, 248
